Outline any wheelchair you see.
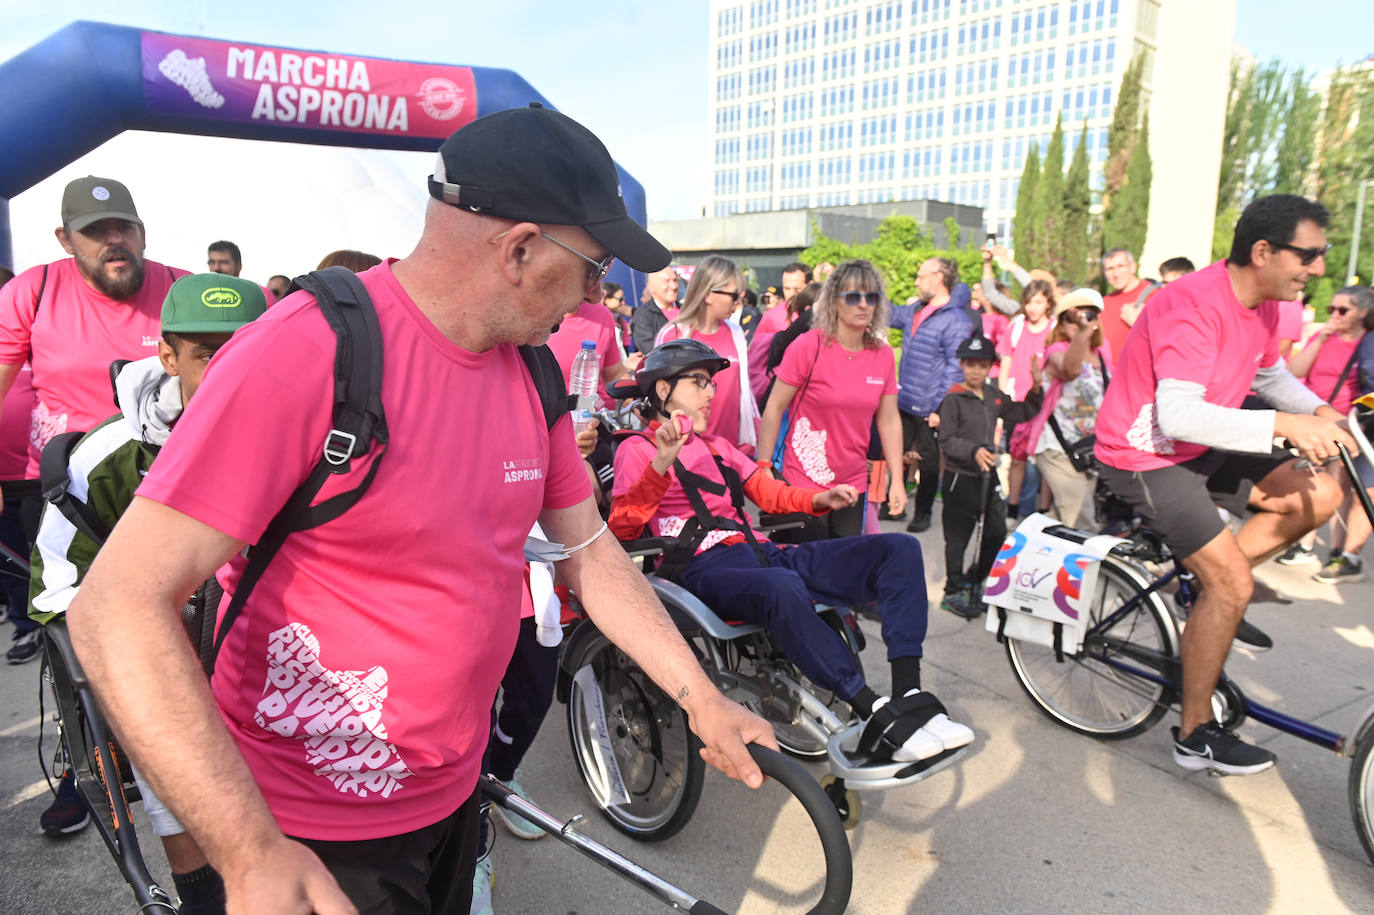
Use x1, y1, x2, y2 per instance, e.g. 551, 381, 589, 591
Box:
556, 530, 971, 841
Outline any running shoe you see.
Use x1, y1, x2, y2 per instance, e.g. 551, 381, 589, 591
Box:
470, 856, 494, 915
39, 770, 90, 837
1314, 555, 1364, 584
493, 770, 544, 841
1171, 722, 1276, 776
7, 628, 40, 664
940, 587, 982, 621
1275, 543, 1320, 567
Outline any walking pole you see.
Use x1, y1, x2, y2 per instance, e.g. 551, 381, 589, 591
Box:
968, 454, 995, 609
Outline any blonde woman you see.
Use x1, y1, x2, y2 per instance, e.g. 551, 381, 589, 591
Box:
654, 255, 759, 451
757, 260, 905, 541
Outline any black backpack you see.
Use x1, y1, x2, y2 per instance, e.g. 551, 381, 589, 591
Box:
39, 266, 571, 674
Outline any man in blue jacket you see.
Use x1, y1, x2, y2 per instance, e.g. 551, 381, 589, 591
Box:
889, 257, 973, 532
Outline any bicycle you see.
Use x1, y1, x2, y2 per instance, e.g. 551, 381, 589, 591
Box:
989, 428, 1374, 865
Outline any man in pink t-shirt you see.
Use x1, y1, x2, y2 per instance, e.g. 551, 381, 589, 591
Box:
548, 299, 641, 408
62, 106, 774, 914
0, 176, 189, 476
1094, 194, 1350, 777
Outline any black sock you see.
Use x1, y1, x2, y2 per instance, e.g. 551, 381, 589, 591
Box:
891, 657, 922, 697
850, 687, 880, 717
173, 864, 225, 915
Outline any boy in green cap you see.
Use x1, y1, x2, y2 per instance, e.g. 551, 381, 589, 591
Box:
29, 273, 266, 914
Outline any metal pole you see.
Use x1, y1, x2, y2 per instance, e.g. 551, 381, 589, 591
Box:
1350, 179, 1371, 284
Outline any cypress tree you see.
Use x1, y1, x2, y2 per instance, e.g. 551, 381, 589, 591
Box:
1063, 122, 1092, 285
1012, 144, 1040, 269
1104, 114, 1153, 257
1034, 115, 1067, 276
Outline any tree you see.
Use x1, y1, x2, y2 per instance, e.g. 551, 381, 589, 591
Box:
1062, 122, 1092, 285
1216, 59, 1255, 216
1273, 71, 1319, 196
1033, 115, 1067, 277
1012, 144, 1040, 267
1313, 66, 1374, 295
1103, 114, 1152, 258
1104, 53, 1144, 202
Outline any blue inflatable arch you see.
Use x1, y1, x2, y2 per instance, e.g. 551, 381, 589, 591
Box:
0, 20, 651, 296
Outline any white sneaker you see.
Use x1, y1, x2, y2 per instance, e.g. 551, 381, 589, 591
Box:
470, 856, 494, 915
870, 691, 975, 762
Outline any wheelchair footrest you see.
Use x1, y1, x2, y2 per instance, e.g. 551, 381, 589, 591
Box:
825, 721, 971, 790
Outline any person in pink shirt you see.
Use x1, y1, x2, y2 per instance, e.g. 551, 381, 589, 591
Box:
1094, 194, 1350, 776
547, 294, 642, 409
1276, 295, 1305, 359
61, 106, 774, 915
970, 278, 1010, 377
655, 255, 760, 454
1279, 285, 1374, 574
998, 279, 1054, 516
757, 259, 906, 541
0, 176, 189, 477
747, 261, 811, 401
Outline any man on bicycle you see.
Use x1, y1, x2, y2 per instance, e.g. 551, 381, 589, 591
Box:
1094, 194, 1352, 775
62, 106, 775, 915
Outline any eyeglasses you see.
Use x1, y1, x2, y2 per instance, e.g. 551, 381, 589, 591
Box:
540, 231, 614, 289
1272, 242, 1331, 266
841, 291, 881, 308
677, 373, 717, 391
710, 288, 744, 301
1330, 305, 1352, 316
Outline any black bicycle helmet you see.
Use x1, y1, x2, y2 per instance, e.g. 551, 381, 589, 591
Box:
608, 338, 732, 400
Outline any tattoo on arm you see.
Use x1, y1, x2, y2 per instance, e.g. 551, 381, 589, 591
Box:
676, 685, 690, 703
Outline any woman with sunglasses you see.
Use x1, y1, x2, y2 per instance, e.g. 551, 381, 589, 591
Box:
1278, 285, 1374, 574
654, 255, 760, 453
1023, 289, 1115, 529
756, 261, 906, 541
601, 281, 634, 356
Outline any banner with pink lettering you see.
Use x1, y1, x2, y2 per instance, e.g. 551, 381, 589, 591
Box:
140, 32, 477, 139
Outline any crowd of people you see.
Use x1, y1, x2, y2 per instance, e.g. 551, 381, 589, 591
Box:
0, 100, 1366, 913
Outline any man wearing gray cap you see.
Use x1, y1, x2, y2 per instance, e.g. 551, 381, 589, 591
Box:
65, 105, 775, 914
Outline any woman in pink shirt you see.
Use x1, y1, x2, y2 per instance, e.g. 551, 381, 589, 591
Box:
655, 255, 760, 453
757, 260, 906, 541
1280, 285, 1374, 571
999, 279, 1055, 516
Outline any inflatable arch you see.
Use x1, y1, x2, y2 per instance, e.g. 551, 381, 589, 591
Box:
0, 20, 653, 296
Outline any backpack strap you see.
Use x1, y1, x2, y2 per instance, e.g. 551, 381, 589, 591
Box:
518, 343, 574, 431
208, 267, 388, 674
39, 430, 111, 544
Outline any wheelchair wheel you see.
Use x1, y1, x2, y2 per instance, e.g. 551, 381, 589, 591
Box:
567, 632, 704, 841
1005, 559, 1179, 739
1348, 711, 1374, 865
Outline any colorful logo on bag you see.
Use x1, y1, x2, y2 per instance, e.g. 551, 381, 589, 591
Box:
1053, 553, 1092, 619
984, 530, 1027, 597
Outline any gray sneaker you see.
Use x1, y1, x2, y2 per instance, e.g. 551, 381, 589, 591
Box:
1275, 543, 1320, 567
1314, 555, 1364, 584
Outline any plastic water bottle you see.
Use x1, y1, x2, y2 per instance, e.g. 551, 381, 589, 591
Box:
570, 340, 601, 434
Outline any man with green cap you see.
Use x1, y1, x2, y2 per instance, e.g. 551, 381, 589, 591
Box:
28, 274, 265, 913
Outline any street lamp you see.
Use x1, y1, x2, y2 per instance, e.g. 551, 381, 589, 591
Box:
1349, 178, 1374, 284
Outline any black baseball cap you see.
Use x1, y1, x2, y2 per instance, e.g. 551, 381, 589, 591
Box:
956, 333, 996, 361
427, 103, 671, 273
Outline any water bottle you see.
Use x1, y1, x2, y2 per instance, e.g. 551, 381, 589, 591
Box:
570, 340, 601, 434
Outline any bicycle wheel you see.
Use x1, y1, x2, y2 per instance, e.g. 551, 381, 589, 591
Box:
566, 633, 704, 841
1005, 559, 1179, 739
1348, 711, 1374, 865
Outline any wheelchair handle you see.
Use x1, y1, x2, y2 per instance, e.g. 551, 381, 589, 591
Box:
746, 744, 853, 915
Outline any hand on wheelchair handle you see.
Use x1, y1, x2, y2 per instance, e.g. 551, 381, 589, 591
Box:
1276, 412, 1357, 466
685, 691, 779, 790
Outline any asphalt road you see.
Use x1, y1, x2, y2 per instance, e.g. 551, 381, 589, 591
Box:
1, 509, 1372, 913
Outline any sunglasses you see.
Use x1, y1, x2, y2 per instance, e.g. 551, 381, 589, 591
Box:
1272, 242, 1331, 266
841, 291, 881, 308
710, 288, 744, 301
1330, 305, 1352, 316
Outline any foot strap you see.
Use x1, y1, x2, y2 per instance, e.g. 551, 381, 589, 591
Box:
856, 692, 947, 764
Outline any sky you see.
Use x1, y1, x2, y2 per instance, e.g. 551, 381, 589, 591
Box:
0, 0, 1368, 277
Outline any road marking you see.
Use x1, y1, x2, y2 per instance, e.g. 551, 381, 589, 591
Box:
0, 715, 41, 737
3, 778, 51, 809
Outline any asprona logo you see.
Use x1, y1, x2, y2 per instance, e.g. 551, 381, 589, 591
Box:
202, 288, 244, 308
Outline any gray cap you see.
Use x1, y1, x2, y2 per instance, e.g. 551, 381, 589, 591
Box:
61, 176, 142, 232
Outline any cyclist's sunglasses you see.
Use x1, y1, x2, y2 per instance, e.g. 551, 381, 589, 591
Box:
841, 291, 881, 308
1272, 242, 1331, 266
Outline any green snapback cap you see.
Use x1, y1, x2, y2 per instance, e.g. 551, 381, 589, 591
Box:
161, 274, 268, 333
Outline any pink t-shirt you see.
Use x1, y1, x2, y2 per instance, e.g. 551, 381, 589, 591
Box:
777, 330, 897, 490
747, 304, 795, 401
657, 322, 749, 448
997, 316, 1051, 401
137, 261, 590, 841
980, 310, 1009, 378
0, 366, 36, 480
548, 302, 620, 408
0, 258, 189, 476
612, 432, 764, 552
1277, 298, 1304, 344
1297, 333, 1360, 413
1095, 260, 1282, 472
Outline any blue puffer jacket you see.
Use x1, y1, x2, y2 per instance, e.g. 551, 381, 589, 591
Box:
890, 282, 975, 416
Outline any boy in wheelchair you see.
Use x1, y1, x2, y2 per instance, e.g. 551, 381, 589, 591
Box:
607, 339, 974, 765
29, 274, 267, 914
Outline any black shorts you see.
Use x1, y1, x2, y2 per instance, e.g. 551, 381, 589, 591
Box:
1098, 450, 1293, 560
